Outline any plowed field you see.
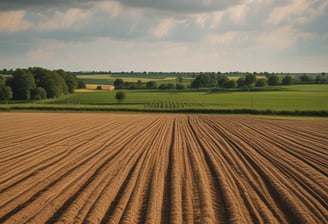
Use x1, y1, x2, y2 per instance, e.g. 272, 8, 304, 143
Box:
0, 113, 327, 224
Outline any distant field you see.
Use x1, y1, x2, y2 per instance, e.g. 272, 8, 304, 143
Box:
77, 74, 265, 86
77, 74, 194, 86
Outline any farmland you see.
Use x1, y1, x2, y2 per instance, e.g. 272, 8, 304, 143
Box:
1, 85, 327, 115
49, 84, 328, 112
1, 113, 327, 223
77, 74, 194, 86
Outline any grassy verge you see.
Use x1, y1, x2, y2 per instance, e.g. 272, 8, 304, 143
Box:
1, 103, 327, 116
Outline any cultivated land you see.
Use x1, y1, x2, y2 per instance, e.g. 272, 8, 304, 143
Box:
1, 85, 327, 115
0, 113, 327, 223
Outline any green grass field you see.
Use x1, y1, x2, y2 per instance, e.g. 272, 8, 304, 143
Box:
1, 84, 327, 115
48, 85, 328, 111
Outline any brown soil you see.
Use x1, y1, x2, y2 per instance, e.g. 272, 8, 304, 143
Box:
0, 113, 327, 224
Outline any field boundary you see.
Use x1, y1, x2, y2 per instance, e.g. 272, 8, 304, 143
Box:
1, 104, 327, 116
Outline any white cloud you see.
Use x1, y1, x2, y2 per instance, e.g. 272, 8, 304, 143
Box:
256, 26, 321, 51
26, 49, 53, 60
95, 1, 123, 16
205, 32, 248, 45
268, 0, 328, 25
38, 8, 91, 30
227, 3, 248, 24
0, 10, 33, 32
194, 13, 209, 28
209, 11, 224, 29
256, 26, 297, 49
151, 18, 176, 38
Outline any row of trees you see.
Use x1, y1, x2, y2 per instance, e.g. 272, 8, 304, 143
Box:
113, 79, 185, 90
112, 73, 327, 91
72, 70, 326, 78
0, 67, 84, 101
190, 73, 327, 89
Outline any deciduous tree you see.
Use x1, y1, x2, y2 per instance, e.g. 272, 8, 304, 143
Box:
268, 75, 280, 86
115, 91, 126, 103
8, 69, 36, 100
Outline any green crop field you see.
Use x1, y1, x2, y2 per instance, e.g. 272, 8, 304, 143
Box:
1, 84, 327, 115
48, 85, 328, 111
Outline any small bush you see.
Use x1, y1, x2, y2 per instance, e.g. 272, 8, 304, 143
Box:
31, 87, 47, 100
223, 80, 236, 88
115, 91, 126, 103
128, 84, 137, 90
176, 83, 185, 90
282, 75, 293, 85
0, 86, 13, 101
268, 75, 280, 86
255, 79, 267, 87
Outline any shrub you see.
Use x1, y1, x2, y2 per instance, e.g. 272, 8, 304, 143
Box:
176, 83, 185, 90
237, 77, 246, 88
282, 75, 293, 85
166, 83, 175, 89
0, 86, 13, 101
128, 84, 137, 90
223, 80, 236, 88
115, 91, 126, 103
146, 81, 158, 89
300, 74, 311, 83
245, 74, 257, 87
255, 79, 267, 87
159, 83, 168, 89
77, 79, 86, 89
268, 75, 280, 86
217, 76, 229, 88
31, 87, 47, 100
114, 79, 124, 89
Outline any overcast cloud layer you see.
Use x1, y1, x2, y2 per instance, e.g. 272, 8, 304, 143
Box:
0, 0, 327, 72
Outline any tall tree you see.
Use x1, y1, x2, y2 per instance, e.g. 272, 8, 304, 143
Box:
267, 75, 280, 86
30, 87, 47, 100
146, 81, 158, 89
0, 78, 13, 101
217, 76, 229, 88
255, 79, 267, 87
114, 79, 124, 89
56, 69, 78, 93
8, 69, 36, 100
237, 77, 246, 88
191, 74, 214, 88
282, 75, 293, 85
31, 68, 68, 98
245, 74, 257, 87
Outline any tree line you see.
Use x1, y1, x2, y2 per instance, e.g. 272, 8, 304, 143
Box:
0, 67, 85, 101
112, 78, 185, 90
110, 73, 327, 92
190, 73, 327, 89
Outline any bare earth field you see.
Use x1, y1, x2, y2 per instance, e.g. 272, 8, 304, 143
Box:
0, 113, 327, 224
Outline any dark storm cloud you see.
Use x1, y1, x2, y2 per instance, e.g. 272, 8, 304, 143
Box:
0, 0, 245, 13
119, 0, 245, 13
0, 0, 94, 11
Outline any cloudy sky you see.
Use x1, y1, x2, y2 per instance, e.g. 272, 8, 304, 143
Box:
0, 0, 327, 72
